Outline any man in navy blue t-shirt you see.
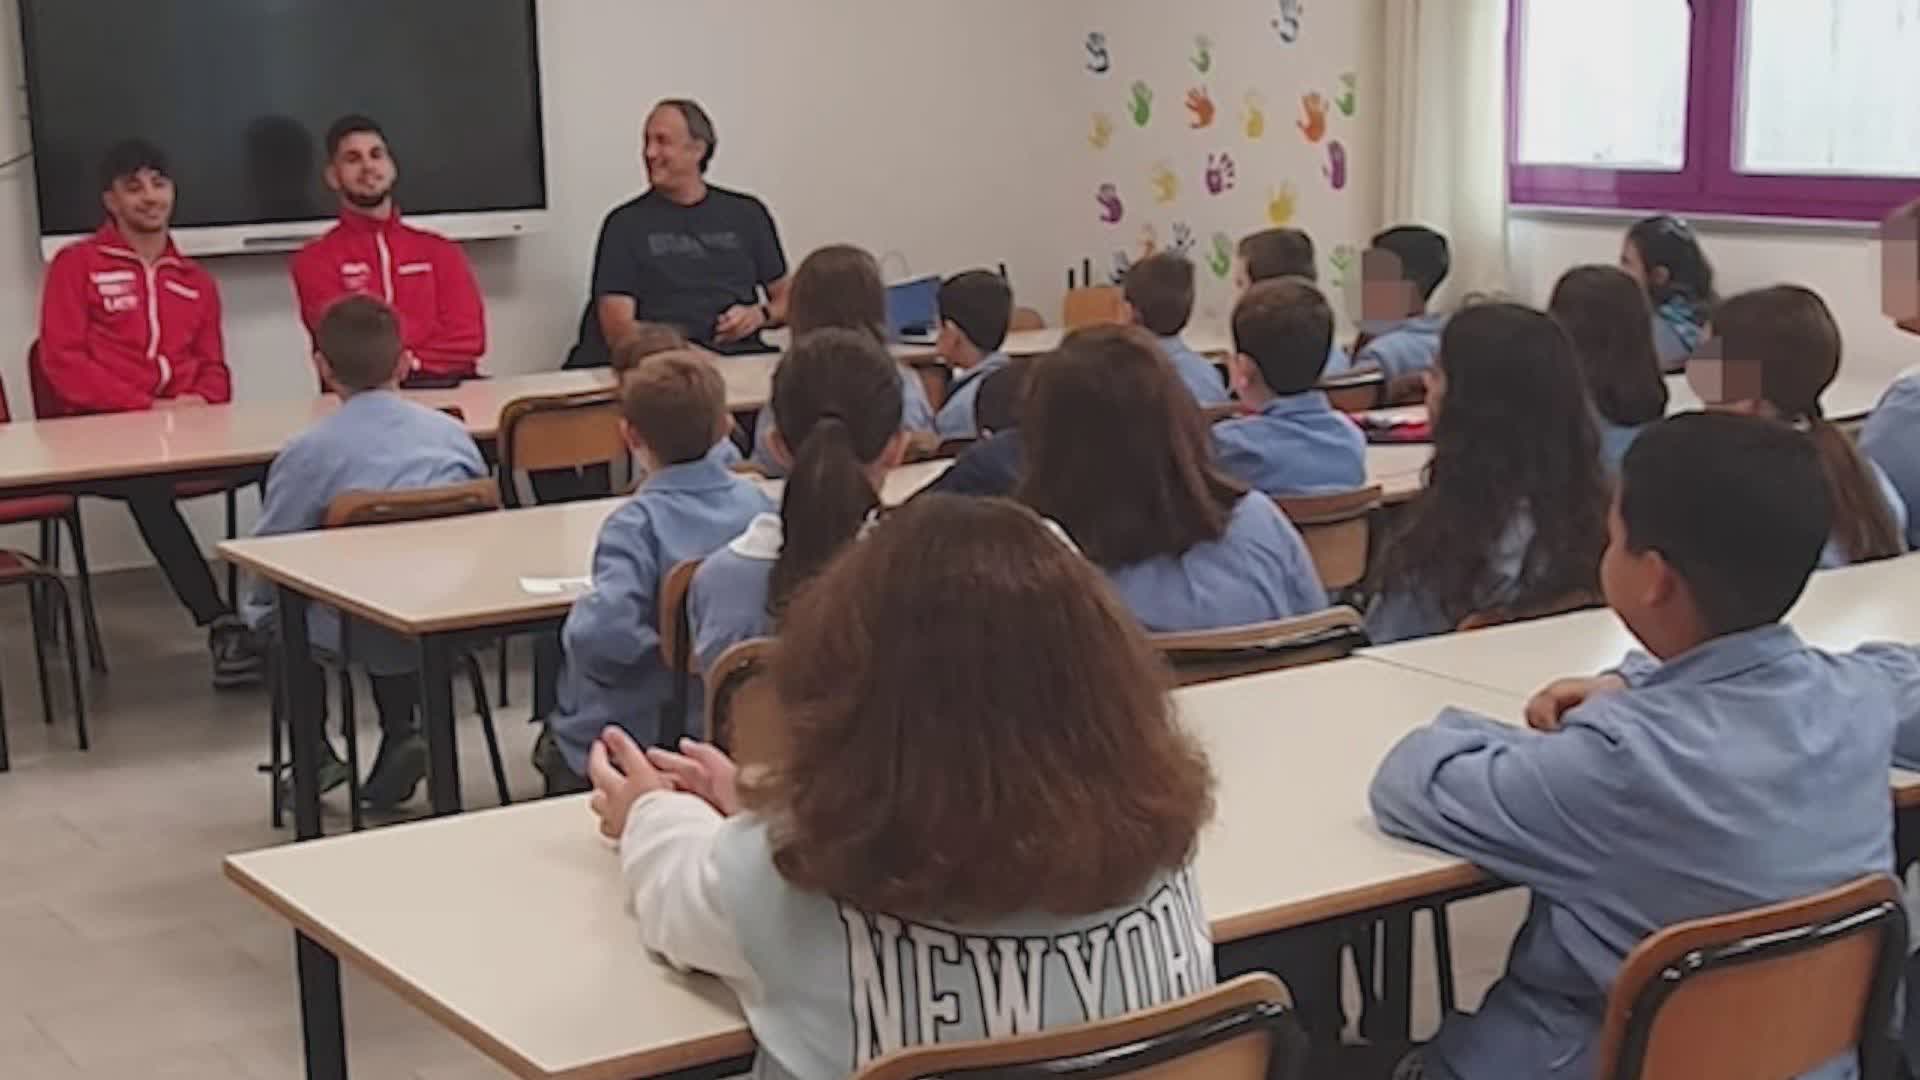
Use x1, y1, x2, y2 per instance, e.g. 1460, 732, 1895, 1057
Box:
568, 99, 792, 365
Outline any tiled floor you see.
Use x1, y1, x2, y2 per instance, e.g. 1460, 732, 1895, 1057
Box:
0, 569, 1528, 1079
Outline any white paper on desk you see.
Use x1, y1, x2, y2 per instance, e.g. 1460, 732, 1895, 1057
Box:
520, 576, 592, 596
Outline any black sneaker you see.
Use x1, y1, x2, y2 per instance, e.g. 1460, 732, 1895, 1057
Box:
360, 734, 429, 811
277, 741, 353, 808
210, 616, 264, 690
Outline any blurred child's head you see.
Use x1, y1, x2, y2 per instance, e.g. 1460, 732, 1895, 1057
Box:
1020, 325, 1244, 567
972, 355, 1034, 435
609, 322, 689, 375
1230, 278, 1335, 400
1363, 225, 1450, 320
746, 493, 1214, 922
1236, 228, 1318, 289
935, 270, 1013, 368
1609, 412, 1829, 656
766, 328, 908, 613
1882, 199, 1920, 335
1121, 253, 1198, 337
315, 295, 406, 394
788, 244, 887, 344
1623, 215, 1715, 308
1548, 265, 1669, 428
618, 350, 728, 469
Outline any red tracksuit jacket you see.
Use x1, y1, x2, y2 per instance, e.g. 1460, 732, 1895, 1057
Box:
33, 222, 231, 418
290, 209, 487, 380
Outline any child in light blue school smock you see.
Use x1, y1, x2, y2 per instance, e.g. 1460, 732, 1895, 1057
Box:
1020, 325, 1325, 633
1353, 225, 1451, 402
930, 270, 1013, 441
1212, 278, 1366, 497
1123, 252, 1230, 408
1548, 265, 1671, 478
1622, 215, 1715, 372
1862, 197, 1920, 548
1365, 304, 1610, 645
1373, 412, 1920, 1080
1236, 227, 1352, 377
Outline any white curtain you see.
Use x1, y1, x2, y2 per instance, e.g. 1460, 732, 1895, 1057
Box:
1380, 0, 1512, 306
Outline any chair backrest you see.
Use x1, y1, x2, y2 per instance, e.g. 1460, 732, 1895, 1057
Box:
705, 637, 777, 762
1456, 589, 1603, 633
656, 558, 706, 746
853, 973, 1306, 1080
1321, 370, 1385, 413
1063, 286, 1126, 330
1595, 874, 1905, 1080
1010, 306, 1047, 332
1274, 487, 1383, 592
1152, 607, 1366, 686
322, 478, 502, 530
496, 391, 626, 506
0, 367, 13, 425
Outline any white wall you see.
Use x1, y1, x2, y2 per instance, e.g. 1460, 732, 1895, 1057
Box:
1508, 212, 1913, 387
0, 0, 1383, 570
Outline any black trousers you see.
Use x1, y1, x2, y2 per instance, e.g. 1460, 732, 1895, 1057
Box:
367, 672, 422, 739
120, 481, 228, 626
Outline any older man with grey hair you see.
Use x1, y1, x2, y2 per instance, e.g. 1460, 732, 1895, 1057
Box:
567, 99, 793, 365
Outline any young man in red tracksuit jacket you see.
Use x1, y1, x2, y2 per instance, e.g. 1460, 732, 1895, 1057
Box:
290, 115, 487, 387
34, 139, 260, 688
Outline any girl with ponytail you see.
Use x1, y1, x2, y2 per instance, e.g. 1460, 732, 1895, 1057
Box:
1702, 286, 1908, 567
690, 328, 907, 670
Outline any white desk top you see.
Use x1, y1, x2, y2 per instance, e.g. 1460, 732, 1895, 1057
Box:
1366, 444, 1431, 505
226, 657, 1517, 1078
219, 461, 952, 637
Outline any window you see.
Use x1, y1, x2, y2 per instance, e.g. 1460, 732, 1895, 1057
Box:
1509, 0, 1920, 221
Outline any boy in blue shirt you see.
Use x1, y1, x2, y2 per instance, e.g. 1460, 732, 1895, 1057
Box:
1354, 225, 1451, 402
1236, 227, 1351, 377
536, 351, 772, 795
1862, 197, 1920, 548
1371, 412, 1920, 1080
243, 296, 489, 808
1213, 278, 1367, 496
930, 270, 1013, 441
1122, 253, 1230, 408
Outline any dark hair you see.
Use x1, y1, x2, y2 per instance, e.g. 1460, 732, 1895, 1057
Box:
98, 139, 170, 192
1548, 266, 1669, 427
1232, 279, 1336, 394
768, 329, 904, 614
973, 356, 1034, 434
655, 99, 717, 172
788, 245, 888, 345
1238, 228, 1318, 284
1620, 413, 1830, 635
1370, 226, 1452, 300
1122, 253, 1199, 336
747, 494, 1214, 921
1019, 325, 1245, 566
316, 296, 404, 391
939, 270, 1015, 352
1710, 286, 1902, 564
618, 350, 728, 465
1379, 303, 1608, 625
324, 114, 386, 160
1626, 215, 1715, 308
609, 323, 690, 375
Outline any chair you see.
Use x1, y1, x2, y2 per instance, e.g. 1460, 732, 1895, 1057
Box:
0, 373, 105, 674
265, 479, 510, 830
1010, 306, 1047, 332
705, 637, 776, 765
1275, 487, 1384, 594
658, 559, 702, 745
0, 549, 89, 772
1594, 874, 1905, 1080
1063, 286, 1126, 330
1322, 370, 1386, 413
1152, 607, 1366, 687
853, 973, 1307, 1080
1457, 589, 1603, 632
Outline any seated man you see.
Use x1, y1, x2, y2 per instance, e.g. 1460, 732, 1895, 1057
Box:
291, 115, 487, 387
35, 139, 257, 688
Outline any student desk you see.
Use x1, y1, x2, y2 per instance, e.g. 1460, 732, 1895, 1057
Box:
217, 462, 955, 842
226, 658, 1520, 1080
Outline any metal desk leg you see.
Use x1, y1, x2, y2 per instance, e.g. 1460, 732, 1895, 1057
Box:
278, 587, 327, 841
296, 931, 347, 1079
418, 633, 462, 816
1378, 910, 1415, 1043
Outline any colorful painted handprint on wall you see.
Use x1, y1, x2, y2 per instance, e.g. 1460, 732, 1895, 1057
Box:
1336, 73, 1358, 117
1273, 0, 1304, 43
1171, 222, 1196, 257
1205, 153, 1237, 195
1207, 232, 1235, 280
1149, 161, 1179, 205
1191, 34, 1214, 74
1243, 92, 1267, 140
1086, 32, 1111, 74
1299, 93, 1328, 143
1267, 183, 1299, 226
1329, 244, 1357, 290
1137, 224, 1161, 259
1128, 81, 1154, 127
1089, 112, 1114, 151
1325, 141, 1348, 191
1186, 87, 1216, 130
1097, 183, 1125, 224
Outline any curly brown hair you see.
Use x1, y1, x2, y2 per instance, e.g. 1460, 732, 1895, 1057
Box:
743, 494, 1215, 921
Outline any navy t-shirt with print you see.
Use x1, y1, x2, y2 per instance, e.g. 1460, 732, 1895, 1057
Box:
566, 186, 788, 367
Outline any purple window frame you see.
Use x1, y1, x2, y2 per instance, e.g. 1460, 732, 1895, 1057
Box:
1508, 0, 1920, 222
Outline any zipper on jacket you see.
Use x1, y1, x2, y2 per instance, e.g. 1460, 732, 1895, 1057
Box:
377, 232, 394, 302
144, 262, 168, 393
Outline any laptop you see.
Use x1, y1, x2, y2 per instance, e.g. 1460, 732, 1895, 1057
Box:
886, 276, 942, 343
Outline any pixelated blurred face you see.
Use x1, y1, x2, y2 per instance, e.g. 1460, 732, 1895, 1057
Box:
1882, 211, 1920, 334
1687, 335, 1765, 413
1361, 248, 1417, 320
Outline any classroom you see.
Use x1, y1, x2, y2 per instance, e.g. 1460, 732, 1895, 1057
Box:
3, 0, 1920, 1077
